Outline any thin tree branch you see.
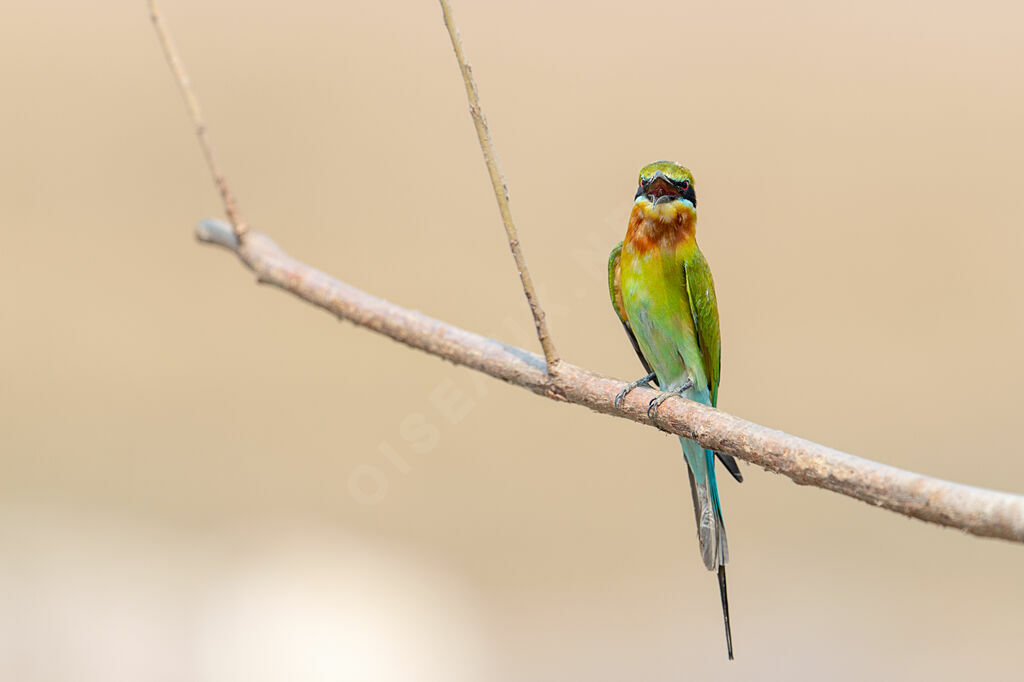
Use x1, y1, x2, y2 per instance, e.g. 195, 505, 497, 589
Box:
196, 218, 1024, 543
148, 0, 247, 239
438, 0, 560, 374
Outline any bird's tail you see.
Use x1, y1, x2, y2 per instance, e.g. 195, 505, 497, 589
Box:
681, 436, 728, 570
681, 435, 733, 659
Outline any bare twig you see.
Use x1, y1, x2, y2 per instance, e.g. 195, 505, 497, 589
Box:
438, 0, 560, 375
196, 218, 1024, 543
148, 0, 247, 238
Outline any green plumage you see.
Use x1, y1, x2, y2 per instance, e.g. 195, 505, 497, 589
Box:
608, 161, 735, 659
608, 238, 721, 409
610, 231, 727, 567
682, 245, 722, 408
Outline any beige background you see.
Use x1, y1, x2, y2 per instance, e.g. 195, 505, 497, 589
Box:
2, 0, 1023, 679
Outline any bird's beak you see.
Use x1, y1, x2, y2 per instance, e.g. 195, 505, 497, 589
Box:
639, 170, 681, 204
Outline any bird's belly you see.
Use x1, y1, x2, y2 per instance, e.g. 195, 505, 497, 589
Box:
622, 281, 693, 391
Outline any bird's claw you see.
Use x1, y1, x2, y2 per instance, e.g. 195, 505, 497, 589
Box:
614, 372, 657, 409
646, 393, 673, 419
646, 379, 694, 419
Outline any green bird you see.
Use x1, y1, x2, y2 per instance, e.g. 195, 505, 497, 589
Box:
608, 160, 741, 659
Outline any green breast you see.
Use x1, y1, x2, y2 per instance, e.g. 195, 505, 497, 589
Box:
620, 242, 707, 391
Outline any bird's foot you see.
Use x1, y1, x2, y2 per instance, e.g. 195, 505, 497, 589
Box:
614, 372, 657, 409
647, 378, 693, 419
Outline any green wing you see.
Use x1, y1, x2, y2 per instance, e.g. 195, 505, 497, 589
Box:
613, 240, 739, 482
608, 242, 655, 379
684, 246, 741, 481
683, 246, 722, 407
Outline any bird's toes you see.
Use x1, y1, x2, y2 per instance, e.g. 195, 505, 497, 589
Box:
646, 393, 670, 419
613, 388, 629, 409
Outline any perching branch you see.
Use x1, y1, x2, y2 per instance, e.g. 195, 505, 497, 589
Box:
196, 218, 1024, 543
152, 1, 1024, 544
439, 0, 561, 374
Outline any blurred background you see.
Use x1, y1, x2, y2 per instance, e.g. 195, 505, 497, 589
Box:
2, 0, 1023, 679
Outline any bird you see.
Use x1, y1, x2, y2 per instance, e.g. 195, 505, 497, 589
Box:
608, 160, 740, 659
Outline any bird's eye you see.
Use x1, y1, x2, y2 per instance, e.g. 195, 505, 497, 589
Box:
680, 179, 690, 190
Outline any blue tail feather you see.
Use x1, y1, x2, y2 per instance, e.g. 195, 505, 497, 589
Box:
679, 436, 733, 659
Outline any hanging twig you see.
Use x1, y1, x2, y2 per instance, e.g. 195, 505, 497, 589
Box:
148, 0, 246, 238
438, 0, 560, 375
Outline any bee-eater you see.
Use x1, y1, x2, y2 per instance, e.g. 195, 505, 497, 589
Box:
608, 161, 740, 659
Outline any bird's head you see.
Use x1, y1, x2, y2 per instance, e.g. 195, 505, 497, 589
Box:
632, 161, 697, 227
635, 161, 696, 207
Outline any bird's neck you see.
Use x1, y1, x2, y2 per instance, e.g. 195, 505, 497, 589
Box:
624, 201, 696, 255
